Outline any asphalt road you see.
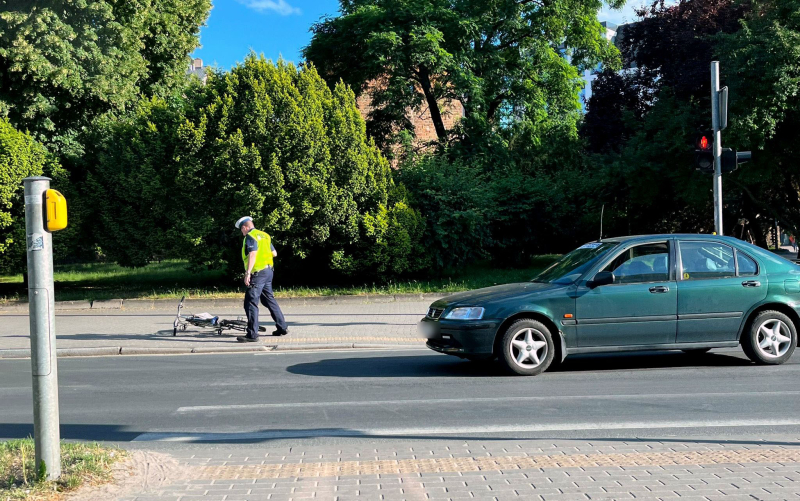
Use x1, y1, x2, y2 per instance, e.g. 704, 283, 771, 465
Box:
2, 347, 800, 448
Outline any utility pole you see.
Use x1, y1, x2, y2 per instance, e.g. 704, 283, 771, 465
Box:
23, 176, 61, 480
711, 61, 723, 235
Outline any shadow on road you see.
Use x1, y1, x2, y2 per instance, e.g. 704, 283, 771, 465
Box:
553, 350, 751, 373
289, 354, 509, 378
3, 423, 798, 448
287, 351, 751, 378
0, 423, 142, 442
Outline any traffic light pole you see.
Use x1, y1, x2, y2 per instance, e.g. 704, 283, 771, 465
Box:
23, 177, 61, 480
711, 61, 723, 235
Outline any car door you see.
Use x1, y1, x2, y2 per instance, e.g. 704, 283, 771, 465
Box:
576, 240, 677, 347
675, 240, 767, 343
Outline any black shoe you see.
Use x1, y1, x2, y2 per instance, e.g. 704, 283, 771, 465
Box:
272, 329, 289, 336
237, 336, 258, 343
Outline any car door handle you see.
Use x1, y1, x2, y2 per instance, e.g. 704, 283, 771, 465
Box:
742, 280, 761, 288
649, 286, 669, 293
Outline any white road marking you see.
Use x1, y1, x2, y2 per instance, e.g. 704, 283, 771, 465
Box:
0, 384, 93, 394
175, 391, 800, 413
133, 418, 800, 442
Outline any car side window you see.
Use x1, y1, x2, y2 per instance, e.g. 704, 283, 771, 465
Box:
679, 241, 736, 280
737, 252, 758, 276
601, 242, 670, 284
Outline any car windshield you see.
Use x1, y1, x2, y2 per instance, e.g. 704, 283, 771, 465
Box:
532, 242, 618, 284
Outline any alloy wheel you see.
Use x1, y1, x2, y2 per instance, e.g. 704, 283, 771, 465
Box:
755, 318, 792, 359
509, 328, 548, 369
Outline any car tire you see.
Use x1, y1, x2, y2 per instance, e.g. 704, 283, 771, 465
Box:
499, 319, 554, 376
681, 348, 711, 355
742, 310, 797, 365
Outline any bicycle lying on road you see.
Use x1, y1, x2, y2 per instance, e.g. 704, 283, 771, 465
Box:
172, 295, 265, 336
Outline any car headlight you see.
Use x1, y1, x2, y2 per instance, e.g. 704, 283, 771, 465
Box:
444, 307, 485, 320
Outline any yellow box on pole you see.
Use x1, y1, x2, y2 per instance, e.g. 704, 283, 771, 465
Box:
45, 189, 67, 232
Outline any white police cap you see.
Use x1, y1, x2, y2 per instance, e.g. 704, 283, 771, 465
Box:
234, 216, 253, 229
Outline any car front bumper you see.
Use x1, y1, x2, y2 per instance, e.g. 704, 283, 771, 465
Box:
419, 316, 499, 358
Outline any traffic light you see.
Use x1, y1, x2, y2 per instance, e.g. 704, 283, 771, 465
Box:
695, 130, 714, 172
721, 148, 751, 173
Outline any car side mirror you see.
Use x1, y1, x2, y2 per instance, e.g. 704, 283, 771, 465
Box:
589, 271, 615, 288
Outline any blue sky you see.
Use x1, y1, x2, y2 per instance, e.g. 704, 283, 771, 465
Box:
191, 0, 660, 71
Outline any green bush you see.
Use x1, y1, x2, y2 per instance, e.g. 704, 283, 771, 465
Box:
399, 146, 596, 270
85, 56, 425, 279
83, 99, 183, 267
399, 156, 494, 269
0, 119, 50, 273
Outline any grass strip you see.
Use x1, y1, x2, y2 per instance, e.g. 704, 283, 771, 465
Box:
0, 257, 559, 303
0, 439, 124, 501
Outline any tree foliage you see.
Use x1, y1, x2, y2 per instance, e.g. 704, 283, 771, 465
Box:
0, 0, 211, 152
582, 0, 752, 238
304, 0, 624, 148
85, 56, 425, 278
717, 0, 800, 242
0, 118, 50, 272
616, 0, 749, 100
399, 113, 595, 269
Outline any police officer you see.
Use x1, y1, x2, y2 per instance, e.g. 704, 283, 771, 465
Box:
234, 216, 289, 342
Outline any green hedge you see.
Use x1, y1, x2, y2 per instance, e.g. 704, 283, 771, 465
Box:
0, 119, 50, 273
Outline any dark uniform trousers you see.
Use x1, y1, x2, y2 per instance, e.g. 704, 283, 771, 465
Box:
245, 266, 287, 339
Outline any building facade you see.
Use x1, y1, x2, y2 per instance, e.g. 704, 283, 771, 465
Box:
187, 58, 208, 84
578, 22, 626, 107
354, 85, 465, 145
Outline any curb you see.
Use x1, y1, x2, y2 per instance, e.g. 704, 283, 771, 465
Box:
0, 293, 445, 312
0, 342, 425, 359
59, 347, 121, 357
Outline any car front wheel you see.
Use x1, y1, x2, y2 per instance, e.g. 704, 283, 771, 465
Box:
742, 310, 797, 365
499, 319, 554, 376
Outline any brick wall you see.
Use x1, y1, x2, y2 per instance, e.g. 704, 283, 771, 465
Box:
355, 83, 464, 146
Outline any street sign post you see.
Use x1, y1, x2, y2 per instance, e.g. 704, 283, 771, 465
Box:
23, 176, 62, 480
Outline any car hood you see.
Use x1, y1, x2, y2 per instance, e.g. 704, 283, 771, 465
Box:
435, 282, 566, 307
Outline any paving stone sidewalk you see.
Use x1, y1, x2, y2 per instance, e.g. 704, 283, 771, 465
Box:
109, 437, 800, 501
0, 300, 437, 357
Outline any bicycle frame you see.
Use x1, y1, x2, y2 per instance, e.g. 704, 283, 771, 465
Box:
172, 296, 264, 336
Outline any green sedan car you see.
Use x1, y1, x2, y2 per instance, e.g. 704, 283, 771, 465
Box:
420, 234, 800, 375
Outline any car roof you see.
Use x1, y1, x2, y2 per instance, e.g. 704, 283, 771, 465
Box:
600, 233, 736, 243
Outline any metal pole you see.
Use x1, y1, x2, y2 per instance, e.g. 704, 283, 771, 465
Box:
23, 176, 61, 480
711, 61, 723, 235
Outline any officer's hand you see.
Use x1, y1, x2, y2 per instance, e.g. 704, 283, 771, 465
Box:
244, 273, 251, 287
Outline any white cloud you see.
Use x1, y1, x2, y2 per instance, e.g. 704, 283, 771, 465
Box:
238, 0, 302, 16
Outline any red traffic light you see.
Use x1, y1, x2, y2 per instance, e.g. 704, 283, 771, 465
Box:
696, 130, 713, 151
694, 129, 715, 172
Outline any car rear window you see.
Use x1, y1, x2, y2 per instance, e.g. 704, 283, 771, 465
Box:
737, 252, 758, 276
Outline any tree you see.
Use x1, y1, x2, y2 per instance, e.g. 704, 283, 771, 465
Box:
304, 0, 624, 148
584, 0, 749, 153
0, 118, 51, 273
717, 0, 800, 250
581, 69, 655, 154
85, 56, 426, 278
615, 0, 750, 101
0, 0, 211, 152
582, 0, 751, 235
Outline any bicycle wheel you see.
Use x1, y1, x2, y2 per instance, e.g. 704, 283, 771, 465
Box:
220, 319, 266, 332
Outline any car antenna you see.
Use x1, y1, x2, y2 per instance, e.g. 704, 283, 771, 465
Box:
599, 204, 604, 241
